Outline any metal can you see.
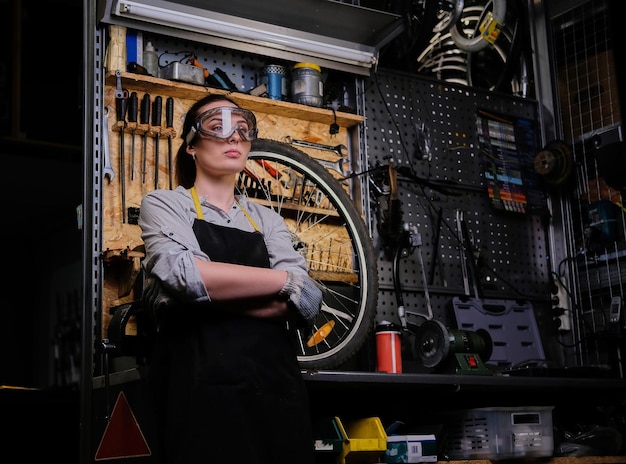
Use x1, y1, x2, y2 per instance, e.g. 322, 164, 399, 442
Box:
291, 62, 323, 107
261, 64, 287, 101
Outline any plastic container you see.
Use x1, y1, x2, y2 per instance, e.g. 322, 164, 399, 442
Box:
291, 62, 323, 107
143, 41, 159, 77
439, 406, 554, 460
376, 322, 402, 373
451, 297, 545, 368
261, 64, 287, 100
336, 416, 388, 464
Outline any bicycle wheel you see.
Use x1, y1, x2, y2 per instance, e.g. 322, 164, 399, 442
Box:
243, 138, 378, 370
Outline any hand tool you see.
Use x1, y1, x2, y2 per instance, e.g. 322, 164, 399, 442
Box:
456, 209, 481, 299
428, 205, 447, 287
128, 91, 138, 181
102, 107, 114, 182
283, 136, 348, 157
455, 210, 471, 297
165, 96, 174, 189
308, 157, 348, 177
254, 159, 280, 179
115, 71, 128, 223
410, 225, 433, 319
140, 93, 151, 183
459, 213, 482, 299
152, 95, 163, 190
188, 55, 209, 80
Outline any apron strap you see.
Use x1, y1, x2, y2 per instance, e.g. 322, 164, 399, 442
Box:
190, 186, 260, 231
190, 186, 205, 220
235, 200, 260, 232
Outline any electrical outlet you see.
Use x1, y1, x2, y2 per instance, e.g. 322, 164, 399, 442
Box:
553, 276, 571, 332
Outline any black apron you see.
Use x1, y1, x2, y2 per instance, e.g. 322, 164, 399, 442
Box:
149, 193, 314, 464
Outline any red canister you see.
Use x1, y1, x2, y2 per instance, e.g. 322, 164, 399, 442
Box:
376, 322, 402, 373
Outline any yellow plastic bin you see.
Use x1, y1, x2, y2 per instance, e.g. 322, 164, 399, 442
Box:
336, 416, 388, 464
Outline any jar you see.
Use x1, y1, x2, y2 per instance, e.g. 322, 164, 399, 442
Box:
291, 62, 323, 107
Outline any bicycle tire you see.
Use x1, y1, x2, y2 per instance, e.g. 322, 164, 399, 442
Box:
244, 138, 378, 370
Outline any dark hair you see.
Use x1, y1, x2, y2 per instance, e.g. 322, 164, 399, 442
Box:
175, 94, 240, 188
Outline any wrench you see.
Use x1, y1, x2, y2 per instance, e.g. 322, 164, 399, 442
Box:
311, 157, 348, 177
102, 107, 114, 182
283, 136, 348, 157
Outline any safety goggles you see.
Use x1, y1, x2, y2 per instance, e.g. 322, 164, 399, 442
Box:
186, 106, 258, 144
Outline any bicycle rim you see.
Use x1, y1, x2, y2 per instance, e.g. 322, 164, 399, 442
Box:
244, 138, 378, 370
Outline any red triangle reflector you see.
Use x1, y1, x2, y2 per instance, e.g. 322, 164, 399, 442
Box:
95, 391, 152, 460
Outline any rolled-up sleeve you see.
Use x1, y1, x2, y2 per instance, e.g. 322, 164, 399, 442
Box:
139, 188, 210, 304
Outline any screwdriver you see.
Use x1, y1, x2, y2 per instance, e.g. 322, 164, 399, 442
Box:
140, 93, 151, 184
115, 86, 128, 223
128, 92, 138, 181
166, 96, 174, 190
152, 95, 163, 190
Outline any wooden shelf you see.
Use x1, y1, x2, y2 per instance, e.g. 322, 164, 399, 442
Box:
105, 71, 364, 128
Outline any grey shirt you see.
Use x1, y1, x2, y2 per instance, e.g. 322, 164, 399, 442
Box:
139, 185, 309, 304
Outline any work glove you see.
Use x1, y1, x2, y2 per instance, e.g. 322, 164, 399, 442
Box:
279, 271, 323, 326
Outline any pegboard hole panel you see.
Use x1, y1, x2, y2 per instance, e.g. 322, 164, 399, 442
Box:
366, 69, 549, 322
144, 34, 273, 93
364, 70, 537, 187
374, 183, 549, 297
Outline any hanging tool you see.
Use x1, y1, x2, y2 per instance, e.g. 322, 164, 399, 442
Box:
459, 213, 482, 299
165, 96, 174, 189
188, 55, 209, 80
115, 70, 128, 223
455, 210, 471, 297
152, 95, 163, 190
406, 224, 434, 319
102, 107, 114, 182
283, 136, 347, 157
428, 205, 447, 287
140, 93, 151, 184
456, 210, 481, 299
378, 162, 403, 260
128, 91, 138, 181
254, 159, 280, 179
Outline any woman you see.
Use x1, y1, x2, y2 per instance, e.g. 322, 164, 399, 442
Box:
139, 94, 322, 464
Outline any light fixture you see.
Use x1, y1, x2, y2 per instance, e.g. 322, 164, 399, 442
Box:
100, 0, 398, 75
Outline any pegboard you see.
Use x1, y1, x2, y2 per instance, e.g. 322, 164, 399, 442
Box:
362, 69, 551, 328
144, 33, 268, 93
